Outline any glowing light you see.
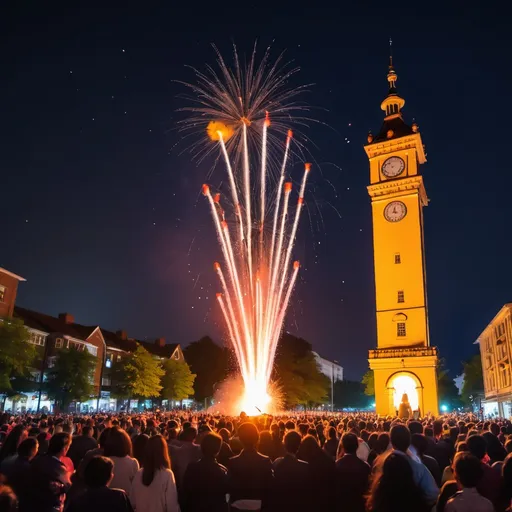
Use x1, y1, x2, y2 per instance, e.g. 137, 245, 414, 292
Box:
391, 374, 419, 411
184, 46, 311, 414
207, 121, 234, 141
441, 404, 448, 412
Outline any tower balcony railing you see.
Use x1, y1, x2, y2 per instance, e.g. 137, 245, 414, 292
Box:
369, 346, 438, 359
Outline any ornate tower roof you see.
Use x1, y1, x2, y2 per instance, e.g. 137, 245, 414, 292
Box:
367, 41, 416, 145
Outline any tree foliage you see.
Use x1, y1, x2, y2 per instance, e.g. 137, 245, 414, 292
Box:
184, 336, 230, 401
461, 353, 484, 406
273, 333, 330, 408
0, 317, 36, 394
362, 370, 375, 397
437, 359, 463, 410
334, 380, 372, 409
46, 348, 97, 409
111, 344, 164, 399
161, 359, 196, 402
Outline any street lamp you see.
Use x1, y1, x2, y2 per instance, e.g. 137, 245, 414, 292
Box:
331, 360, 339, 412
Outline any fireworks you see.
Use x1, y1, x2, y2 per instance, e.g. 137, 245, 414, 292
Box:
185, 45, 311, 414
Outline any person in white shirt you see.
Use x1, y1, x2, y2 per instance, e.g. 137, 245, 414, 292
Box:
104, 426, 140, 497
130, 435, 179, 512
445, 452, 493, 512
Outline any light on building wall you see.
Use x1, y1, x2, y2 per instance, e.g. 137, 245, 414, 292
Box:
440, 404, 448, 412
105, 360, 112, 368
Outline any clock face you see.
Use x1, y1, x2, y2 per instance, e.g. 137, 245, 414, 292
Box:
382, 156, 405, 178
384, 201, 407, 222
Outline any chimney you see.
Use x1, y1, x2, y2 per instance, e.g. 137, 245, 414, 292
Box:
58, 313, 74, 324
116, 330, 128, 341
155, 337, 166, 348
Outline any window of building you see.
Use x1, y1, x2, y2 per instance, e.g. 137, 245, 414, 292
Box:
85, 345, 97, 356
102, 377, 111, 386
105, 359, 112, 368
397, 322, 406, 337
394, 253, 401, 264
55, 338, 64, 349
397, 290, 405, 303
29, 332, 46, 346
0, 285, 5, 302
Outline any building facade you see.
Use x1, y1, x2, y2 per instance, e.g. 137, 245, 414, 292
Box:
476, 304, 512, 418
0, 267, 185, 412
365, 59, 439, 416
313, 352, 343, 382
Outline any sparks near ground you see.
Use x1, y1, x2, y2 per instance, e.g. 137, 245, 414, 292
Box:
182, 45, 312, 414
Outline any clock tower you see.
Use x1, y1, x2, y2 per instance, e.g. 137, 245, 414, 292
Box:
365, 57, 439, 416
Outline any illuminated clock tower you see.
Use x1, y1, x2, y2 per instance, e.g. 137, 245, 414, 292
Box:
365, 58, 439, 416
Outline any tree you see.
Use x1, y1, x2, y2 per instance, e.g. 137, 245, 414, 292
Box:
362, 370, 375, 397
161, 359, 196, 403
111, 344, 164, 400
46, 348, 97, 410
184, 336, 230, 402
461, 353, 484, 406
0, 317, 37, 399
437, 359, 463, 410
334, 380, 372, 409
273, 333, 330, 409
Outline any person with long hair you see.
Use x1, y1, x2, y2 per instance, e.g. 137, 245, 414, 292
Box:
0, 425, 27, 463
104, 426, 139, 497
297, 434, 336, 511
367, 452, 429, 512
130, 435, 179, 512
132, 434, 149, 468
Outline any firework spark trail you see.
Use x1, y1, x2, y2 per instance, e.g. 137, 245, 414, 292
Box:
187, 45, 312, 414
272, 163, 310, 341
241, 121, 253, 298
217, 133, 244, 242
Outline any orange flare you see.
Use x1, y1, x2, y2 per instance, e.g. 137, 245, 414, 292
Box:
207, 121, 234, 141
221, 220, 228, 229
305, 163, 312, 172
298, 197, 304, 205
202, 184, 210, 195
264, 111, 271, 127
293, 260, 300, 270
284, 182, 292, 192
213, 262, 221, 271
287, 129, 293, 138
240, 116, 252, 126
216, 293, 222, 299
213, 193, 220, 203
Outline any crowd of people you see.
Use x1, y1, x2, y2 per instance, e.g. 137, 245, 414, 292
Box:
0, 408, 510, 511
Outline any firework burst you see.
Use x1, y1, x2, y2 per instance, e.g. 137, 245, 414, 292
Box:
183, 44, 311, 414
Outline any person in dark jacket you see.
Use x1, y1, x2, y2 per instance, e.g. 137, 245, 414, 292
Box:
182, 432, 228, 512
297, 435, 336, 511
335, 432, 371, 512
66, 426, 98, 469
227, 422, 273, 507
270, 430, 311, 512
411, 433, 442, 486
466, 434, 501, 508
22, 432, 72, 512
0, 437, 38, 502
66, 456, 133, 512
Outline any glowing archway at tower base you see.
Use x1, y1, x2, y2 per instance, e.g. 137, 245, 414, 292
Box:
389, 373, 420, 412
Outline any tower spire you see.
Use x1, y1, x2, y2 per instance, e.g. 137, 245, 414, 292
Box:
381, 39, 404, 119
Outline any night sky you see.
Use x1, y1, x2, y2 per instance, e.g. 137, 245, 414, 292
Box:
3, 4, 511, 380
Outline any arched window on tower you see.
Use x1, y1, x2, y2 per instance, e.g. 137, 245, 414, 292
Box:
393, 313, 408, 338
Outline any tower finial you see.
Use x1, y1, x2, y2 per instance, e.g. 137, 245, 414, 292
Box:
389, 37, 393, 69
